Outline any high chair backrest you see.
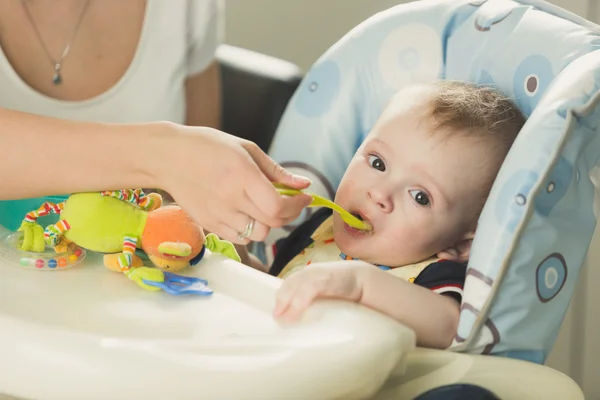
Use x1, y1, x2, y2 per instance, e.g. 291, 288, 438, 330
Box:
268, 0, 600, 363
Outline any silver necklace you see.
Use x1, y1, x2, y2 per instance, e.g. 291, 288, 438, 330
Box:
20, 0, 91, 85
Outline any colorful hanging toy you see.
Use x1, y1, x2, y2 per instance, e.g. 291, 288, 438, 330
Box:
13, 189, 240, 296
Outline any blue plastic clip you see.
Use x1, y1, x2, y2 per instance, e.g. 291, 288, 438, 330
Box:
142, 271, 213, 296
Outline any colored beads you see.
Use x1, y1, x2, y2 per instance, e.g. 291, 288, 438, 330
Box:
18, 251, 83, 269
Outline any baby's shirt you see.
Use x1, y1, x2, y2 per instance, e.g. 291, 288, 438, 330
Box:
269, 208, 467, 303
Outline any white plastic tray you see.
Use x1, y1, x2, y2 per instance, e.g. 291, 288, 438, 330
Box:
0, 242, 416, 400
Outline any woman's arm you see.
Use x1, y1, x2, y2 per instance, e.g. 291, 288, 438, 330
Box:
0, 108, 157, 199
0, 108, 313, 244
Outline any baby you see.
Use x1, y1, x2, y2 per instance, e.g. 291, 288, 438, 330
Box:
248, 81, 525, 349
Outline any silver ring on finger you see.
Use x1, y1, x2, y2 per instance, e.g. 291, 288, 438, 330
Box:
237, 218, 255, 240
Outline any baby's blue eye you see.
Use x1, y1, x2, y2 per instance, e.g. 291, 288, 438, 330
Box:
368, 155, 386, 171
409, 190, 430, 206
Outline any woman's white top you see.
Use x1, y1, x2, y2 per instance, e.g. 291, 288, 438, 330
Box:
0, 0, 223, 124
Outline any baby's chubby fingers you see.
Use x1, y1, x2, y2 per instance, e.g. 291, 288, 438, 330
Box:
273, 284, 319, 322
273, 263, 367, 322
273, 273, 323, 321
273, 285, 294, 318
273, 267, 341, 321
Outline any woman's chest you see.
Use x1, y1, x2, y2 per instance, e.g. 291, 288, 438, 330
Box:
0, 0, 149, 101
0, 0, 191, 123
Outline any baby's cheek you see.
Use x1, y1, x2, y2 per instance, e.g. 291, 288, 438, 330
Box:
337, 176, 357, 198
381, 225, 429, 259
338, 161, 367, 196
333, 179, 350, 205
392, 209, 454, 256
429, 220, 468, 254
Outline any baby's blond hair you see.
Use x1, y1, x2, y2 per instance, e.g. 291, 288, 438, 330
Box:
423, 81, 526, 213
426, 80, 525, 150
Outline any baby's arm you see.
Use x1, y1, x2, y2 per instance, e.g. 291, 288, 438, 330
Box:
274, 261, 460, 349
358, 263, 460, 349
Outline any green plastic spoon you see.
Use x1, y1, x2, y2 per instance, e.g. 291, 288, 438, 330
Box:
273, 183, 372, 231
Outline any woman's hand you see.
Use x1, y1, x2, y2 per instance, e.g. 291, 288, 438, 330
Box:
150, 124, 313, 244
273, 261, 367, 322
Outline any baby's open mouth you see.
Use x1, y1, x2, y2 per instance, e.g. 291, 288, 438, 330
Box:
345, 212, 373, 235
354, 212, 373, 227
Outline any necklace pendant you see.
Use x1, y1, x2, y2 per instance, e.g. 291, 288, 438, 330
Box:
52, 63, 62, 85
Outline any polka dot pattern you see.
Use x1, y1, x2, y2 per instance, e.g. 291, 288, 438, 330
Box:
513, 55, 555, 116
378, 24, 442, 89
535, 157, 573, 217
495, 170, 539, 233
294, 60, 342, 118
536, 253, 567, 302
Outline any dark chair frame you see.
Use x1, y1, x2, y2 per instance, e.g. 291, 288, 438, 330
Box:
217, 45, 303, 152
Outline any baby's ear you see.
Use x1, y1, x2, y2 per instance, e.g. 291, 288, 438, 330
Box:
437, 231, 475, 263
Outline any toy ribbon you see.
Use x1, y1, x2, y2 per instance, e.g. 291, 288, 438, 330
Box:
205, 233, 241, 262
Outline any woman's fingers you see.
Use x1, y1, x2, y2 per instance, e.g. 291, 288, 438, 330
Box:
240, 142, 313, 226
207, 223, 245, 245
243, 141, 312, 189
235, 188, 310, 233
206, 140, 311, 230
203, 209, 270, 245
207, 169, 306, 241
240, 169, 312, 227
227, 211, 270, 243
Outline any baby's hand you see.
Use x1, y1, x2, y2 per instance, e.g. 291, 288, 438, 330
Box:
273, 262, 365, 322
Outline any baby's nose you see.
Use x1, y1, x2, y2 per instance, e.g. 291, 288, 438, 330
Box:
367, 188, 393, 213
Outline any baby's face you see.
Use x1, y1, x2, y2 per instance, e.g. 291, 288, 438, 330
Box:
333, 93, 494, 267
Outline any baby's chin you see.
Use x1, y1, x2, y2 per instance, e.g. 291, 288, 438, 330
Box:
333, 227, 422, 267
334, 227, 376, 261
336, 240, 394, 266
